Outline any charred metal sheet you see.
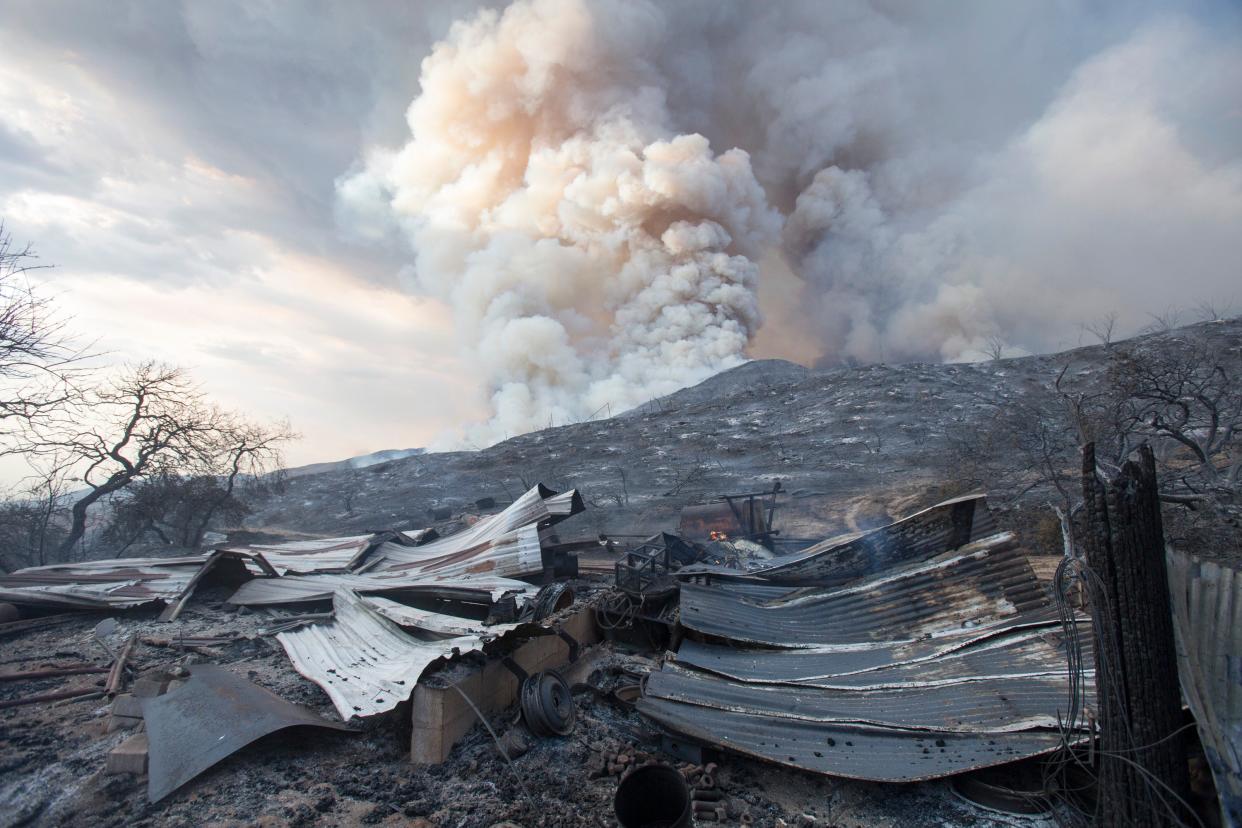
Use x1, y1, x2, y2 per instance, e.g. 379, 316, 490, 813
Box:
636, 696, 1072, 783
680, 532, 1047, 647
142, 664, 352, 803
226, 571, 536, 607
276, 588, 494, 719
746, 493, 997, 585
1167, 548, 1242, 827
371, 484, 581, 578
647, 662, 1088, 733
674, 612, 1077, 685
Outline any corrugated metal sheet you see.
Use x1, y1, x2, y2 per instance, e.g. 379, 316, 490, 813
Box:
221, 535, 377, 575
371, 484, 581, 578
647, 662, 1086, 733
1167, 548, 1242, 828
363, 595, 519, 638
0, 551, 269, 611
227, 570, 536, 607
674, 615, 1082, 686
642, 512, 1088, 784
276, 588, 490, 719
636, 697, 1072, 784
679, 532, 1048, 647
744, 493, 996, 585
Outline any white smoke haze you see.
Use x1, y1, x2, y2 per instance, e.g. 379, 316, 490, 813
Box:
339, 0, 1242, 443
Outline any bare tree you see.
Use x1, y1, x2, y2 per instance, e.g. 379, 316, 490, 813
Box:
27, 362, 295, 558
0, 468, 71, 570
982, 335, 1007, 362
1102, 335, 1241, 501
1082, 311, 1118, 348
0, 223, 83, 447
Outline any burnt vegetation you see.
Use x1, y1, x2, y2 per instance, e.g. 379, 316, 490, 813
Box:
0, 227, 295, 571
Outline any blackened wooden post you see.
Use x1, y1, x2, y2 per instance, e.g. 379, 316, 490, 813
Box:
1081, 442, 1191, 827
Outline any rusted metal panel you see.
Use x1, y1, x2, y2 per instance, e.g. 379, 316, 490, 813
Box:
1167, 548, 1242, 827
636, 696, 1073, 784
680, 532, 1047, 647
747, 493, 996, 585
141, 664, 352, 803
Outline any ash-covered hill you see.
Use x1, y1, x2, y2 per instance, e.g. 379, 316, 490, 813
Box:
243, 319, 1242, 553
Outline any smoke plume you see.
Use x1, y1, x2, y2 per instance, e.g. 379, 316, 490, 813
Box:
339, 0, 1242, 441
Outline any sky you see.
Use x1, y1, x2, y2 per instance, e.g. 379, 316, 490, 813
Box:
1, 0, 1239, 478
0, 1, 490, 474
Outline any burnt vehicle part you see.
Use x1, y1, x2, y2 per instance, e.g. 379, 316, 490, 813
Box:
519, 670, 576, 737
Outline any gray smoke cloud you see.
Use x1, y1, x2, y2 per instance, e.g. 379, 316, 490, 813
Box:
339, 0, 1242, 441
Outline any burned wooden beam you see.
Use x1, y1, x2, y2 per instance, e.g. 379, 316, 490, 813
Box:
1081, 443, 1193, 827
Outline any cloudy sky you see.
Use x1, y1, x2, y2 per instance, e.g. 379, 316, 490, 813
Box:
2, 0, 1239, 475
1, 1, 492, 472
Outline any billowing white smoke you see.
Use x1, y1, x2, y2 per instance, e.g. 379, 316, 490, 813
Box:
338, 0, 777, 443
341, 0, 1242, 440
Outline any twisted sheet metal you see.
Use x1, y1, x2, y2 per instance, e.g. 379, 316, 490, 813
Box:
679, 532, 1047, 647
0, 551, 272, 611
226, 570, 536, 606
647, 662, 1088, 733
275, 588, 490, 719
371, 484, 582, 578
636, 697, 1071, 784
220, 535, 377, 575
674, 615, 1087, 687
680, 494, 996, 586
363, 595, 519, 638
1167, 547, 1242, 828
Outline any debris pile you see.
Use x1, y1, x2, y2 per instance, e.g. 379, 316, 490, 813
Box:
7, 478, 1220, 825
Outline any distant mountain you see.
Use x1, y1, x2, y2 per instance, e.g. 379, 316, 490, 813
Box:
283, 447, 425, 478
248, 320, 1242, 554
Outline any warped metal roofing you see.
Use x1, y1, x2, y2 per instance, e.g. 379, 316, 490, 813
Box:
0, 550, 271, 611
226, 570, 537, 606
679, 532, 1047, 647
1168, 548, 1242, 827
220, 535, 377, 575
275, 588, 499, 719
642, 517, 1087, 783
370, 484, 583, 578
362, 595, 519, 638
636, 695, 1072, 784
673, 613, 1082, 687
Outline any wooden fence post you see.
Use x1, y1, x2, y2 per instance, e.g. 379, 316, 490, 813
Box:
1081, 442, 1192, 827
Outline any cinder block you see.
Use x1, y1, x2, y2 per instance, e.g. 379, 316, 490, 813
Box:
106, 733, 149, 775
132, 676, 170, 698
106, 714, 143, 733
111, 693, 143, 718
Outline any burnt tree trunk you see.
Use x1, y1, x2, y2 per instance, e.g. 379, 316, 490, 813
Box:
1081, 442, 1191, 827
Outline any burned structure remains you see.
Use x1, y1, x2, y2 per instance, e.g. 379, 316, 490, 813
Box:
0, 474, 1235, 827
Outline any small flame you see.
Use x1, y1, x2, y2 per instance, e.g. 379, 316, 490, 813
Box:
709, 530, 729, 541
